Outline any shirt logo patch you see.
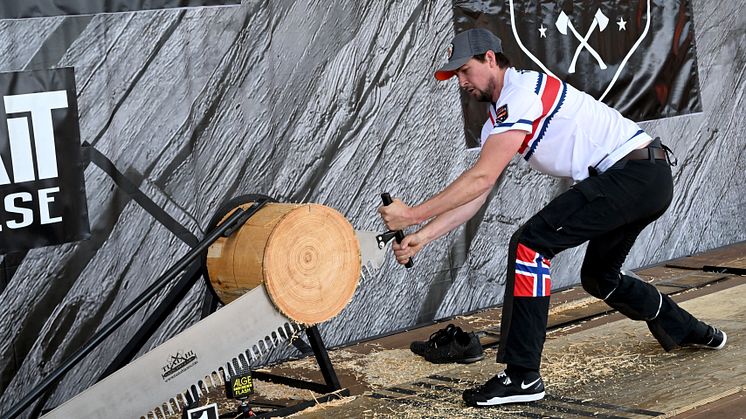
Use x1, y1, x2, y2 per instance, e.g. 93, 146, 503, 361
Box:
495, 104, 508, 124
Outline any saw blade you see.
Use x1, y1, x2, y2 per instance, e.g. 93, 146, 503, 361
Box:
355, 230, 387, 278
42, 286, 299, 419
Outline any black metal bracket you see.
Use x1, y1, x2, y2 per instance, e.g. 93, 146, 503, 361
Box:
251, 326, 342, 394
703, 265, 746, 276
375, 230, 398, 249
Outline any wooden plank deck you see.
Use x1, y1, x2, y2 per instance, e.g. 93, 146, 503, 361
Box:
183, 241, 746, 417
292, 280, 746, 418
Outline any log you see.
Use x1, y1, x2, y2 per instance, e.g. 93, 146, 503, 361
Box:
206, 202, 361, 325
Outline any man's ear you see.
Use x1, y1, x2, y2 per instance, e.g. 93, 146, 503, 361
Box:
485, 50, 497, 68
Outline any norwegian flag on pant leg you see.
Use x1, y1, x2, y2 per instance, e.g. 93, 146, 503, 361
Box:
514, 243, 551, 297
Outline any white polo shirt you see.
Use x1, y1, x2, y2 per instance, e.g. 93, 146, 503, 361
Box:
479, 68, 652, 181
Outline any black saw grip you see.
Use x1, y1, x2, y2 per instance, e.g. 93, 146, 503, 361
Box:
381, 193, 414, 269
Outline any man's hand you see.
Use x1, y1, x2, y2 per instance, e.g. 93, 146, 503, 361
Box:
393, 232, 426, 265
378, 198, 418, 230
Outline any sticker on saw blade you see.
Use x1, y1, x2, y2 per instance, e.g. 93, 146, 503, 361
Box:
161, 350, 198, 382
228, 372, 255, 399
186, 402, 219, 419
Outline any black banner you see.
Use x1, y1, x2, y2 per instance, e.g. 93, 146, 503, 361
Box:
0, 0, 242, 19
0, 68, 90, 253
453, 0, 701, 147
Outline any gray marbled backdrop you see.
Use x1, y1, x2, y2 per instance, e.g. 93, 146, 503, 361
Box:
0, 0, 743, 412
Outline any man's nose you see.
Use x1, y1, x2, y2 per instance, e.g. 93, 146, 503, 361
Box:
457, 74, 467, 88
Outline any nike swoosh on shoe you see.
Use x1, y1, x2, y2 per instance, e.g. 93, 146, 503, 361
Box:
520, 377, 541, 390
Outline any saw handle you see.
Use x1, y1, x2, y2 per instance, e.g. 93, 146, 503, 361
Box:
381, 193, 414, 269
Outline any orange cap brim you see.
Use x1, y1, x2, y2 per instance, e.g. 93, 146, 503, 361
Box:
434, 70, 455, 81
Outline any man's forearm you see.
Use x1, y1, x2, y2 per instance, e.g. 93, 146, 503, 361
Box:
412, 169, 493, 224
417, 190, 490, 245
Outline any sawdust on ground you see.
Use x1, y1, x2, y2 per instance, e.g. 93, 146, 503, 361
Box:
275, 346, 457, 389
541, 326, 678, 391
285, 394, 358, 417
304, 323, 690, 418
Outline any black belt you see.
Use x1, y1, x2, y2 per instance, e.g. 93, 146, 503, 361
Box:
589, 138, 674, 177
620, 146, 667, 161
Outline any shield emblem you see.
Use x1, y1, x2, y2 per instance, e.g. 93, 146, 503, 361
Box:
505, 0, 655, 103
453, 0, 701, 144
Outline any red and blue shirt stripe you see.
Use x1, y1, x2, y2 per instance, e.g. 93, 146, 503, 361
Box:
519, 73, 567, 161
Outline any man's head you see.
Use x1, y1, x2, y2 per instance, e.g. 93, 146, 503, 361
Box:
435, 28, 510, 102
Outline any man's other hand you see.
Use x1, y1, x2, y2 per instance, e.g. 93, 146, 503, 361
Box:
393, 232, 425, 265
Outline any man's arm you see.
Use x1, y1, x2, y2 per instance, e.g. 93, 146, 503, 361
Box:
379, 130, 525, 231
392, 189, 490, 265
417, 188, 490, 244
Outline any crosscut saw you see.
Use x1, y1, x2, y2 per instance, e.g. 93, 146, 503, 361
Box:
41, 219, 392, 418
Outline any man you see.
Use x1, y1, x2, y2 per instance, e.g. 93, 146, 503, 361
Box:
378, 28, 726, 408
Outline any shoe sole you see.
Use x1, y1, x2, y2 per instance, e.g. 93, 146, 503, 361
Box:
458, 354, 485, 364
685, 330, 727, 350
471, 391, 546, 406
425, 354, 485, 364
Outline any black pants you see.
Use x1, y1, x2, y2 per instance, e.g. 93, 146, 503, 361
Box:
496, 157, 707, 370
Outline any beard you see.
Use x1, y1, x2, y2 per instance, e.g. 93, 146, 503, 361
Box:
462, 78, 495, 102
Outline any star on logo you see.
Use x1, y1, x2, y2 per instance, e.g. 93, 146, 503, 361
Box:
617, 17, 627, 31
538, 24, 547, 38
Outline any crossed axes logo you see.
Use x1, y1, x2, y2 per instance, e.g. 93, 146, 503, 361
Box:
556, 9, 609, 74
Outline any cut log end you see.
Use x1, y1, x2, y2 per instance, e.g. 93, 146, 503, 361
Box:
264, 204, 361, 324
206, 202, 361, 325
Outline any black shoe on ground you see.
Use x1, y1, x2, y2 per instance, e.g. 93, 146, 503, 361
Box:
682, 326, 727, 350
463, 370, 545, 407
410, 324, 459, 356
422, 329, 484, 364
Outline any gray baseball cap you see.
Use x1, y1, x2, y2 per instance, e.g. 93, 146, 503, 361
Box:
434, 28, 503, 81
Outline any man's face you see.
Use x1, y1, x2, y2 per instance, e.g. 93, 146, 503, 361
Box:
454, 56, 495, 102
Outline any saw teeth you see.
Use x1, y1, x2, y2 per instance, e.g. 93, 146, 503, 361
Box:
191, 383, 203, 400
239, 353, 250, 370
362, 263, 380, 280
211, 370, 224, 387
151, 324, 302, 417
168, 400, 176, 414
